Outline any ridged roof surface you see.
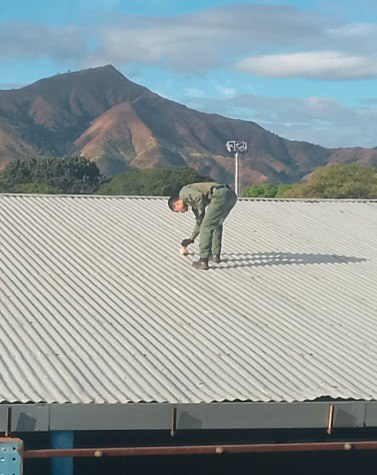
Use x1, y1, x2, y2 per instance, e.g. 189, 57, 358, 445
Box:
0, 194, 376, 404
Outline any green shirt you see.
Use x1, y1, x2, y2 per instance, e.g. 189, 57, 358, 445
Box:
179, 182, 218, 240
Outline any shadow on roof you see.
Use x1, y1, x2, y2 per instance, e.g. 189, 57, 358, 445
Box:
214, 252, 367, 269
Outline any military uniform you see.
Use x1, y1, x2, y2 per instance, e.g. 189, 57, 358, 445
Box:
179, 182, 238, 259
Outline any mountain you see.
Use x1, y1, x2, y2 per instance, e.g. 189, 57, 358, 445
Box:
1, 65, 377, 184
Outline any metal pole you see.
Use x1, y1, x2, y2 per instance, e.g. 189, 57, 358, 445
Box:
50, 431, 73, 475
235, 152, 239, 195
23, 440, 377, 459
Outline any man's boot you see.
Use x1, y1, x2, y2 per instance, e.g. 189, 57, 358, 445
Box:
211, 255, 221, 264
192, 258, 209, 270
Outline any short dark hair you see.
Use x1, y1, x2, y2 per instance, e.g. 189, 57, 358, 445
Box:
168, 194, 180, 210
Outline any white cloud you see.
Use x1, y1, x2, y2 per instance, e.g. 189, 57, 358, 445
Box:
183, 93, 377, 148
329, 23, 376, 38
184, 88, 206, 98
86, 6, 377, 78
237, 51, 377, 80
0, 23, 86, 61
217, 86, 236, 98
2, 5, 377, 80
87, 4, 326, 72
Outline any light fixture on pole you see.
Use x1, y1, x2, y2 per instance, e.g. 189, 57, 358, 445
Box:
225, 140, 248, 195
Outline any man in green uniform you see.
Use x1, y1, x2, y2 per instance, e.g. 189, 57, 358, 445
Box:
168, 182, 238, 270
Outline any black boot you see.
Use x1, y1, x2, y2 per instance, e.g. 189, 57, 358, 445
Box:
211, 255, 221, 264
192, 258, 209, 270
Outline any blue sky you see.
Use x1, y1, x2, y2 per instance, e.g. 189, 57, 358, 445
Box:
1, 0, 377, 148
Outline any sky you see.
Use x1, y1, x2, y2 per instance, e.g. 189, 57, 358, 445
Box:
1, 0, 377, 148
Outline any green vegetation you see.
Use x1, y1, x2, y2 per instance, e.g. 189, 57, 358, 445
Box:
97, 167, 212, 196
0, 160, 210, 196
13, 183, 59, 194
0, 158, 376, 199
279, 164, 377, 198
242, 164, 377, 199
242, 183, 293, 198
0, 156, 105, 194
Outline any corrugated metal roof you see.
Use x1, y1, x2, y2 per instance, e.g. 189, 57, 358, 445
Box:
0, 194, 376, 404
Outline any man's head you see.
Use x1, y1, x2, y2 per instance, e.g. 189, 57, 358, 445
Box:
168, 194, 188, 213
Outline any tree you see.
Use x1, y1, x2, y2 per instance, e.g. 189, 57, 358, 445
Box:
97, 167, 212, 196
242, 183, 277, 198
13, 183, 59, 194
242, 183, 292, 198
280, 164, 377, 199
0, 156, 105, 194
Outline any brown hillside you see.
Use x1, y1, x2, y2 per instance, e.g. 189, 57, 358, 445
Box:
1, 65, 377, 184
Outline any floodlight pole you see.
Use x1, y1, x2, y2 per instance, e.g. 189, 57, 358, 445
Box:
235, 152, 239, 196
225, 140, 247, 197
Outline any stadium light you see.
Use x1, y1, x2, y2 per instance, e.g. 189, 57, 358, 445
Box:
225, 141, 248, 195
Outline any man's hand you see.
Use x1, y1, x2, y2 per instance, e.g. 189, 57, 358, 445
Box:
181, 238, 194, 247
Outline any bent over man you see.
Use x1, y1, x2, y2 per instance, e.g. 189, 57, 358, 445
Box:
168, 182, 238, 270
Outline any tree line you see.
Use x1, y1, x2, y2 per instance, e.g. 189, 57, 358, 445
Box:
0, 157, 211, 196
242, 164, 377, 199
0, 156, 376, 199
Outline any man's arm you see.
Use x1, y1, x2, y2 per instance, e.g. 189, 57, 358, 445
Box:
179, 187, 206, 241
188, 189, 206, 240
190, 208, 205, 240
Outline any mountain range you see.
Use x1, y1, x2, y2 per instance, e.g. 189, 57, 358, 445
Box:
0, 65, 376, 184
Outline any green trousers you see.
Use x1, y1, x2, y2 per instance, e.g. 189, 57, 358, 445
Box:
199, 187, 238, 258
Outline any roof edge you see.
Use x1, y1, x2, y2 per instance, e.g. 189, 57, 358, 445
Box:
3, 401, 377, 432
0, 193, 376, 203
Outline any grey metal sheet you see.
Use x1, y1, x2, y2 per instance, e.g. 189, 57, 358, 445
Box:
365, 402, 377, 427
10, 404, 49, 432
176, 402, 330, 430
10, 401, 377, 432
0, 406, 9, 432
50, 404, 172, 431
333, 403, 366, 428
0, 195, 376, 404
50, 402, 332, 431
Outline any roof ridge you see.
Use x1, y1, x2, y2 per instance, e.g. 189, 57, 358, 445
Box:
0, 194, 376, 203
